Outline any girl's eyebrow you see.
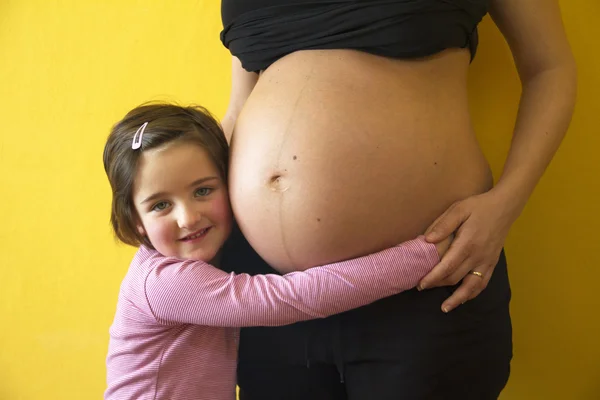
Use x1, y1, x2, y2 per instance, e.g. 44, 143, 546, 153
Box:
140, 176, 220, 205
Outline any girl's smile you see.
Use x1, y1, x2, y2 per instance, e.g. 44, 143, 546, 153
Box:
179, 226, 212, 242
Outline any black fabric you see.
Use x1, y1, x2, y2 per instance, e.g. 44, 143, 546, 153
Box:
221, 225, 512, 399
221, 0, 489, 72
238, 364, 347, 400
239, 357, 509, 400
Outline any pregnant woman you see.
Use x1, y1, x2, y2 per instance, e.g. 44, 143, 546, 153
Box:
219, 0, 576, 398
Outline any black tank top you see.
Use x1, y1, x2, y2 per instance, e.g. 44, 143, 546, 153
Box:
221, 0, 489, 72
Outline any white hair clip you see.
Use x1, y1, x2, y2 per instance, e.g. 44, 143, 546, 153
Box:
132, 122, 148, 150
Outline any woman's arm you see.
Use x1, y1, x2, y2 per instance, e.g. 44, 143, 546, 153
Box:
221, 56, 258, 142
419, 0, 577, 311
143, 236, 442, 327
488, 0, 577, 211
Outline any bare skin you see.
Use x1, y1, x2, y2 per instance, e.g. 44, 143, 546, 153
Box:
229, 48, 487, 273
224, 0, 576, 311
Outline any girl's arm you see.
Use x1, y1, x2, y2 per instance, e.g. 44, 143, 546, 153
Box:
143, 236, 440, 327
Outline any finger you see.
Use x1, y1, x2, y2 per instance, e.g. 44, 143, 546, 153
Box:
418, 234, 472, 290
440, 275, 487, 313
466, 265, 496, 301
424, 204, 455, 238
445, 261, 497, 303
425, 203, 469, 242
438, 258, 480, 287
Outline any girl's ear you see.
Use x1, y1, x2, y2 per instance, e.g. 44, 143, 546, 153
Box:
137, 224, 146, 236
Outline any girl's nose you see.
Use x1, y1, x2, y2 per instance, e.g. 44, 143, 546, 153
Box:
176, 205, 202, 229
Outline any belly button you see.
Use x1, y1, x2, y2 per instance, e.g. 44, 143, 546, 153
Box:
268, 174, 290, 192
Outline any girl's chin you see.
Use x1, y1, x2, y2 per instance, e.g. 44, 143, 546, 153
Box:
185, 249, 220, 264
153, 241, 221, 263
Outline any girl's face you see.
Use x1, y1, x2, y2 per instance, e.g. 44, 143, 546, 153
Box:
132, 141, 232, 263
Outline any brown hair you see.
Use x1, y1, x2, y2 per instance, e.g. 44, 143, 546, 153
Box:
103, 102, 229, 248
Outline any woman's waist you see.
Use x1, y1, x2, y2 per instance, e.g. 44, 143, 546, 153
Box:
229, 49, 488, 272
252, 48, 471, 105
229, 158, 492, 273
231, 105, 490, 197
236, 51, 475, 164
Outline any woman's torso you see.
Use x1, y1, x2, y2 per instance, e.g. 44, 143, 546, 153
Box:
225, 2, 492, 273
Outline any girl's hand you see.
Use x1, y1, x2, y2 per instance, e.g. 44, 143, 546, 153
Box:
433, 233, 454, 259
418, 189, 518, 313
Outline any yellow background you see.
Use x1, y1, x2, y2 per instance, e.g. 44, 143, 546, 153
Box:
0, 1, 598, 399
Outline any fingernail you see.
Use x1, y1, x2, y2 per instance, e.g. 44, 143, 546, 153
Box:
442, 305, 451, 313
417, 284, 425, 291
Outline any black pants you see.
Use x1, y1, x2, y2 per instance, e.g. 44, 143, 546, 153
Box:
222, 228, 513, 400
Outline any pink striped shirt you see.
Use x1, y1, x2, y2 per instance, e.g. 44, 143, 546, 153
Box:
105, 236, 439, 400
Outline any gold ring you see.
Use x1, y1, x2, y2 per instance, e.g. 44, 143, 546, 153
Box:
469, 271, 484, 278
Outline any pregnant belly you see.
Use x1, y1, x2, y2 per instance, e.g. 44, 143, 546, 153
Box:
229, 49, 493, 273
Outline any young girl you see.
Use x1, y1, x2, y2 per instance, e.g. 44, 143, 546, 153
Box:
102, 103, 449, 400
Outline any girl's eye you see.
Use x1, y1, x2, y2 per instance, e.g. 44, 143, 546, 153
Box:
195, 187, 213, 197
152, 201, 170, 212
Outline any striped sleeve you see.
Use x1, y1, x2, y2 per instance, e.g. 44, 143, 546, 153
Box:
143, 236, 439, 327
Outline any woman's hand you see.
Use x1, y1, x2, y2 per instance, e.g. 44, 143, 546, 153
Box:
418, 188, 519, 313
